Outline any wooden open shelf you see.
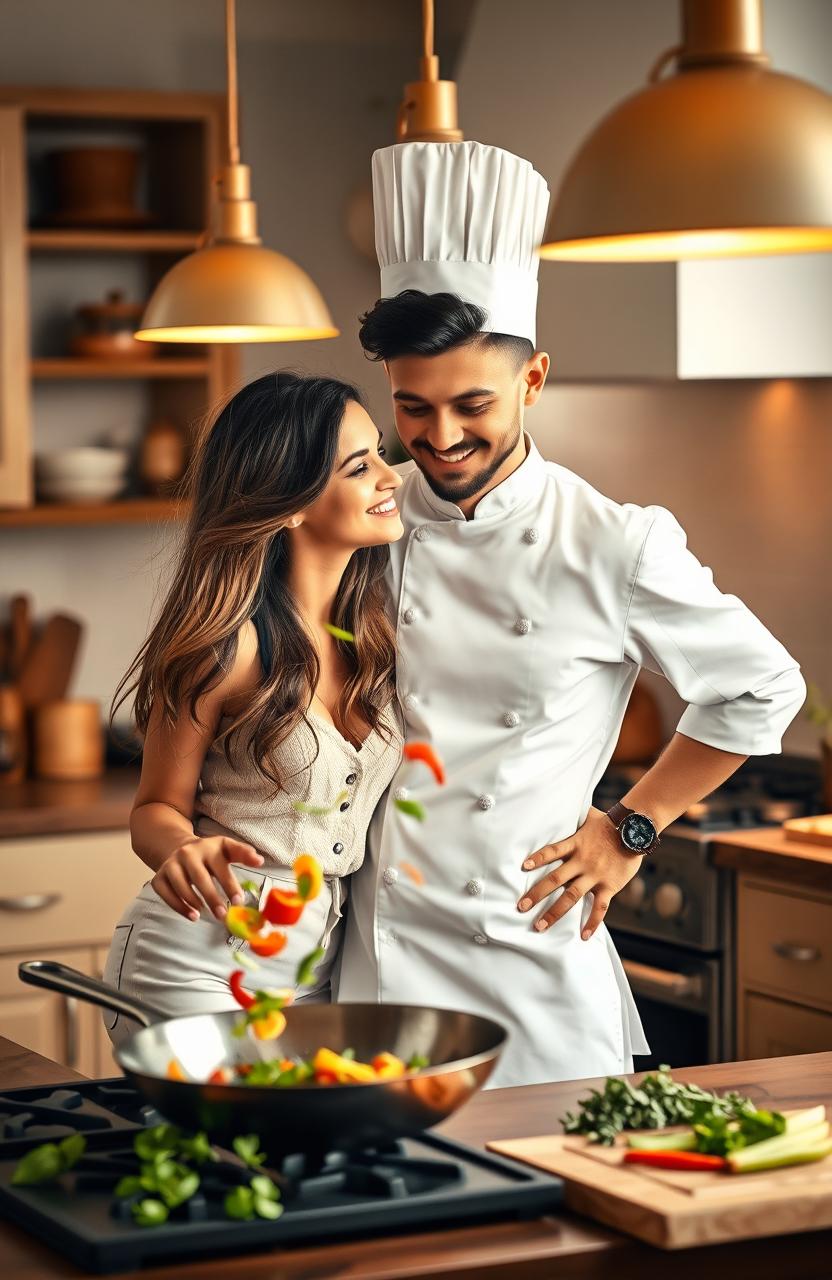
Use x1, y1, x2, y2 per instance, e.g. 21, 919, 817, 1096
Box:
31, 358, 211, 380
27, 229, 203, 253
0, 497, 189, 528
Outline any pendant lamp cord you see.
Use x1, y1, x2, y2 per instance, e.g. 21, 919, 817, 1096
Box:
225, 0, 240, 165
422, 0, 433, 59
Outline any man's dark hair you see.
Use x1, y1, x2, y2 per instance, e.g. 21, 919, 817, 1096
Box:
358, 289, 533, 372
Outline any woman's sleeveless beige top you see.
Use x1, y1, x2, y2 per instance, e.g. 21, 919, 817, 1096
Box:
194, 704, 403, 876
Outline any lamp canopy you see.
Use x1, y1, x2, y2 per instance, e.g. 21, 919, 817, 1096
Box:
540, 0, 832, 262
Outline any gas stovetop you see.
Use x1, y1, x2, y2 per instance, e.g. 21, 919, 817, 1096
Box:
0, 1078, 561, 1274
595, 756, 822, 834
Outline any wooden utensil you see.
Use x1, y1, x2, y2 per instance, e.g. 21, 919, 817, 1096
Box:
0, 683, 26, 784
489, 1120, 832, 1250
17, 613, 83, 708
33, 698, 103, 780
9, 594, 32, 678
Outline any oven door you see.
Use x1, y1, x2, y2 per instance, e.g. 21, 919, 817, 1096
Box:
611, 931, 723, 1069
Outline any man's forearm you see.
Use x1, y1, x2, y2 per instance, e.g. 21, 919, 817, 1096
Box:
618, 732, 748, 833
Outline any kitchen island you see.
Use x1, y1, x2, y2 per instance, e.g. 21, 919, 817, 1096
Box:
0, 1035, 829, 1278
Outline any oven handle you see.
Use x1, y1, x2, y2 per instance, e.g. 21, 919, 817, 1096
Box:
621, 958, 703, 1000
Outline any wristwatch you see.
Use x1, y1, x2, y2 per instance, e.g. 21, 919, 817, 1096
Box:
606, 802, 660, 855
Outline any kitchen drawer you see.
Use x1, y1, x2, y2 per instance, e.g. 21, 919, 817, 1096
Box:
742, 992, 832, 1060
0, 831, 148, 953
738, 877, 832, 1012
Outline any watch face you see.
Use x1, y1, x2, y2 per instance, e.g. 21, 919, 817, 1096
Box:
620, 813, 657, 853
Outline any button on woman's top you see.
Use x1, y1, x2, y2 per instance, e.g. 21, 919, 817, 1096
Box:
195, 703, 402, 876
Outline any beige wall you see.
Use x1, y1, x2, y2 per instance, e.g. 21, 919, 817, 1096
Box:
526, 378, 831, 758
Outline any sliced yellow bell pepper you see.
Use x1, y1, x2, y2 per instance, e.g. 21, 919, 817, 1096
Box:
293, 854, 324, 902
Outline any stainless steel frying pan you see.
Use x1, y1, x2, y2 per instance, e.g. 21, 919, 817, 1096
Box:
18, 961, 507, 1160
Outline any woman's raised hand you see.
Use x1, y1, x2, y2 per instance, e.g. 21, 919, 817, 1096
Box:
151, 836, 264, 922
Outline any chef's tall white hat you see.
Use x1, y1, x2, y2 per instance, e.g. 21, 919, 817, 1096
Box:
372, 141, 550, 347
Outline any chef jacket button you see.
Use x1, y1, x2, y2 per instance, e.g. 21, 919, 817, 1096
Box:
523, 527, 539, 544
345, 773, 357, 785
339, 801, 350, 812
394, 786, 409, 802
514, 616, 531, 635
332, 842, 344, 855
472, 933, 489, 945
503, 710, 520, 728
466, 878, 483, 896
401, 606, 416, 625
403, 693, 420, 712
383, 867, 399, 886
477, 794, 495, 811
414, 525, 431, 542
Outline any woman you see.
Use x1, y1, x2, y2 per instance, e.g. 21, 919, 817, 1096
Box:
102, 371, 404, 1046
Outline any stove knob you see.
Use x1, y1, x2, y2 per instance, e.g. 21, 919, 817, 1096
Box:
619, 875, 646, 909
654, 882, 685, 920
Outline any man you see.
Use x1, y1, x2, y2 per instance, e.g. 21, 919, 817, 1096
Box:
337, 140, 806, 1088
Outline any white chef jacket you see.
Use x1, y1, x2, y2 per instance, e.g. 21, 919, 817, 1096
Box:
337, 434, 807, 1088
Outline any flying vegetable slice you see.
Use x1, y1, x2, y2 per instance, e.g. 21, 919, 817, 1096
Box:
293, 854, 323, 902
225, 905, 265, 940
394, 797, 426, 822
167, 1058, 187, 1082
228, 969, 257, 1010
324, 623, 355, 644
403, 741, 446, 785
248, 929, 288, 958
262, 887, 305, 926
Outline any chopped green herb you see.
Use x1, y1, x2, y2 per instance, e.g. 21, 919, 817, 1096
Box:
11, 1133, 86, 1186
394, 797, 426, 822
132, 1198, 169, 1228
292, 789, 349, 816
232, 1134, 267, 1170
295, 945, 325, 987
561, 1065, 760, 1146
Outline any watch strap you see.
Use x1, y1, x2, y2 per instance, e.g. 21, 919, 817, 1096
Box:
606, 801, 634, 830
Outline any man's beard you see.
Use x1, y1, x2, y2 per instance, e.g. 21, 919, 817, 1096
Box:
413, 414, 522, 505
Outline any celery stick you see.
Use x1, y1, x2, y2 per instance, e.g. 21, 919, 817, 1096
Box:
729, 1139, 832, 1175
728, 1123, 829, 1172
627, 1129, 696, 1152
783, 1105, 827, 1135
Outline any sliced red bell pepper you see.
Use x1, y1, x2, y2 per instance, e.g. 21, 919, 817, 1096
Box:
228, 969, 256, 1010
403, 741, 446, 785
623, 1149, 728, 1171
207, 1066, 233, 1085
262, 887, 305, 926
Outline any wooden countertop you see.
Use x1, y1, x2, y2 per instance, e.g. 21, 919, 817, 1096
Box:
1, 1036, 830, 1279
713, 826, 832, 892
0, 767, 138, 840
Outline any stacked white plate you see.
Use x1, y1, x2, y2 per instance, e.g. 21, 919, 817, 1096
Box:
35, 447, 131, 504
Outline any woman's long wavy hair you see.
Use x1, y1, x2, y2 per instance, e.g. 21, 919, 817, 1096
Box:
111, 371, 396, 791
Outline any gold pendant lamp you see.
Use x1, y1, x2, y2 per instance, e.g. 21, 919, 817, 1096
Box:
395, 0, 463, 143
540, 0, 832, 262
136, 0, 338, 343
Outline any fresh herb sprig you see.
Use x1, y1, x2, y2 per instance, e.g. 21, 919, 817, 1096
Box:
561, 1065, 759, 1146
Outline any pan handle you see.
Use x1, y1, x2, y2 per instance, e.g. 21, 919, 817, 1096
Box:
18, 960, 169, 1029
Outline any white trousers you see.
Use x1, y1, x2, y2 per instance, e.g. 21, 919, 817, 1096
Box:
101, 864, 347, 1049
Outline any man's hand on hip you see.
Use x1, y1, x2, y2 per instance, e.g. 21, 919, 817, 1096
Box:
517, 807, 641, 940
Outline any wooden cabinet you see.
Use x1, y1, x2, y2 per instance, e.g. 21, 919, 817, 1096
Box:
0, 830, 148, 1076
737, 873, 832, 1061
0, 85, 239, 525
0, 105, 32, 506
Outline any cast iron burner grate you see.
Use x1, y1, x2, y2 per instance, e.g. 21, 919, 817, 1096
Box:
0, 1078, 562, 1274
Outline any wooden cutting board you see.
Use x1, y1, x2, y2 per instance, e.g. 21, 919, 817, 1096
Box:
783, 814, 832, 847
488, 1117, 832, 1249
